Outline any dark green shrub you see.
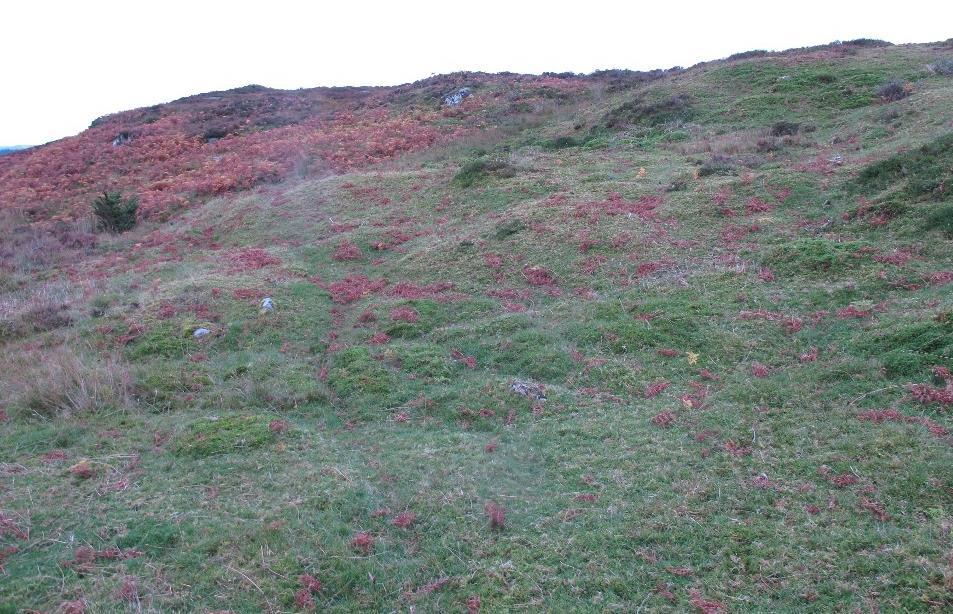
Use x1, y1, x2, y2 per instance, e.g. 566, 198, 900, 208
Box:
453, 157, 516, 187
767, 238, 866, 274
876, 80, 910, 102
929, 58, 953, 76
601, 94, 693, 129
92, 191, 138, 233
924, 204, 953, 237
770, 121, 801, 136
852, 133, 953, 201
493, 219, 525, 239
173, 414, 274, 458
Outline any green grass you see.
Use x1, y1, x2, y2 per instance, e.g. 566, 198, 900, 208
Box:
1, 41, 952, 612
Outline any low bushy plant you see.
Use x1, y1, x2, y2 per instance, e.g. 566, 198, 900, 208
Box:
92, 191, 138, 233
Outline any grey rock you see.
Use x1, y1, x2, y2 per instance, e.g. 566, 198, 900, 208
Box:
193, 327, 211, 338
510, 379, 546, 401
260, 297, 275, 313
443, 87, 472, 107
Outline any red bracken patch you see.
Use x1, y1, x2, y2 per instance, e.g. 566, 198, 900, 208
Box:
115, 576, 139, 602
651, 410, 676, 427
389, 307, 420, 323
466, 595, 482, 613
391, 510, 416, 528
0, 513, 28, 540
228, 248, 281, 271
837, 305, 871, 319
450, 348, 477, 369
909, 383, 953, 406
332, 240, 363, 261
799, 347, 819, 363
828, 473, 859, 488
484, 501, 506, 531
483, 253, 503, 269
574, 192, 662, 223
745, 197, 771, 214
523, 266, 556, 286
269, 420, 289, 434
750, 362, 771, 378
645, 380, 671, 398
926, 271, 953, 286
326, 276, 387, 304
350, 531, 374, 553
688, 588, 727, 614
369, 331, 391, 344
725, 441, 752, 457
858, 497, 889, 521
857, 408, 949, 438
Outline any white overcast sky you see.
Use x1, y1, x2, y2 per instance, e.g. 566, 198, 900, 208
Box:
2, 1, 951, 145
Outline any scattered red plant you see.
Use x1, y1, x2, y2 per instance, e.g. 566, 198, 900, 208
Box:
484, 501, 506, 531
450, 348, 477, 369
656, 581, 677, 602
858, 497, 889, 521
651, 410, 676, 427
799, 347, 819, 363
837, 305, 871, 319
0, 513, 28, 540
657, 348, 679, 358
403, 576, 450, 601
666, 566, 694, 577
332, 240, 363, 261
750, 362, 770, 378
483, 253, 503, 269
857, 408, 949, 438
350, 531, 375, 553
758, 267, 775, 282
926, 271, 953, 285
751, 474, 774, 489
745, 197, 771, 214
645, 380, 671, 398
269, 419, 289, 434
228, 247, 281, 271
523, 265, 556, 286
466, 595, 482, 613
369, 331, 391, 344
294, 589, 315, 610
688, 588, 727, 614
299, 573, 322, 594
909, 382, 953, 406
57, 599, 87, 614
325, 275, 387, 304
115, 576, 139, 602
389, 306, 420, 322
724, 441, 752, 457
484, 440, 498, 453
43, 450, 68, 463
69, 460, 96, 480
828, 473, 859, 488
393, 411, 410, 423
391, 510, 416, 528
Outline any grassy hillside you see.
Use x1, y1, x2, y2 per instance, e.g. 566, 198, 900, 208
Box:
1, 39, 952, 612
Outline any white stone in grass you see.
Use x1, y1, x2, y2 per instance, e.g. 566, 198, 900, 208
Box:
260, 297, 275, 313
193, 327, 211, 338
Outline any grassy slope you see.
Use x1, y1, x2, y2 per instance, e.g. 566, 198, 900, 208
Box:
1, 42, 953, 612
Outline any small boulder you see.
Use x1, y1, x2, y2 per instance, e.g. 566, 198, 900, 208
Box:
443, 87, 472, 107
193, 327, 211, 339
260, 297, 275, 313
510, 379, 546, 401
